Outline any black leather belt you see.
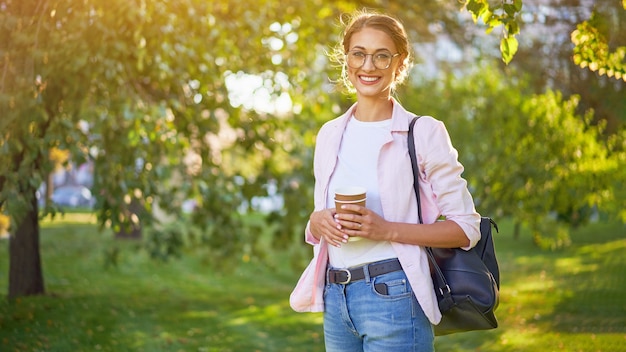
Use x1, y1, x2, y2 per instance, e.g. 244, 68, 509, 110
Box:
328, 258, 402, 284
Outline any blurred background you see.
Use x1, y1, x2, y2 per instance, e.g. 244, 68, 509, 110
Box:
1, 0, 625, 350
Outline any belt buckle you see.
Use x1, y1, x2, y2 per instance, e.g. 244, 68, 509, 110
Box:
335, 268, 352, 284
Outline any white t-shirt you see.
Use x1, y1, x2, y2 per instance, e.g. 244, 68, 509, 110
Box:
326, 116, 398, 268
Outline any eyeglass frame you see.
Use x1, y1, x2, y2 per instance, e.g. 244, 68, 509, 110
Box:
345, 50, 401, 70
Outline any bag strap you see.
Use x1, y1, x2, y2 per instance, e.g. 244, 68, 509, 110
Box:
408, 116, 455, 310
408, 116, 423, 224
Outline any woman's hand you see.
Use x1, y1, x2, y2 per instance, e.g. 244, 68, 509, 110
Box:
309, 209, 349, 247
335, 205, 471, 248
334, 204, 389, 242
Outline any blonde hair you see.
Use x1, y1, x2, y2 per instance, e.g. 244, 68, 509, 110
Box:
330, 10, 413, 93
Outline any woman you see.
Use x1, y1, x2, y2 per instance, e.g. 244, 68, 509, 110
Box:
290, 10, 481, 351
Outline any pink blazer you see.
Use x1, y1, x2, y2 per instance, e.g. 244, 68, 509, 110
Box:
289, 99, 481, 324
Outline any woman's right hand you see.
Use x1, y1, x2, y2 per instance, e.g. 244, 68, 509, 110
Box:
309, 209, 349, 247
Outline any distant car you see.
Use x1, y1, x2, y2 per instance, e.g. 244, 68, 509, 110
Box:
51, 185, 94, 208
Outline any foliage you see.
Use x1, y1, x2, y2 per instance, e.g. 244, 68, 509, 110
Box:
463, 0, 626, 74
402, 63, 625, 248
2, 0, 626, 297
572, 2, 626, 81
506, 0, 626, 134
0, 0, 528, 296
464, 0, 523, 64
0, 0, 335, 268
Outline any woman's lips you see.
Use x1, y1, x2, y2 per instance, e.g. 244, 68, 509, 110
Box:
359, 75, 381, 84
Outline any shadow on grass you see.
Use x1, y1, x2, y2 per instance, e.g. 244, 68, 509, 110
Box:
2, 288, 324, 351
434, 220, 626, 352
0, 221, 325, 352
2, 217, 626, 352
546, 222, 626, 334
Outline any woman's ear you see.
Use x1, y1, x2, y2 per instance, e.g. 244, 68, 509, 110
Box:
396, 64, 405, 77
396, 55, 408, 75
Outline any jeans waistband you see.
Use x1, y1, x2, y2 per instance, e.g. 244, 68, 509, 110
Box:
327, 258, 402, 285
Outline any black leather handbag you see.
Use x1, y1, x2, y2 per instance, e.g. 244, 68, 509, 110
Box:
409, 116, 500, 336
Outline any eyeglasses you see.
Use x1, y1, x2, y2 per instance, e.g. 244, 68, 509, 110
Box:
345, 50, 400, 70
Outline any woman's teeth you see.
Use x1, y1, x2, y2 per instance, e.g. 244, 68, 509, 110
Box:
360, 76, 379, 82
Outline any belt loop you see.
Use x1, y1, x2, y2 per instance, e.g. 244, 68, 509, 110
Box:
363, 262, 372, 283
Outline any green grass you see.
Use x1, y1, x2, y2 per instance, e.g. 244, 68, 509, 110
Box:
435, 220, 626, 351
0, 214, 625, 351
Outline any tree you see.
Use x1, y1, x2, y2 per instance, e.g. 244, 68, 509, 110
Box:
463, 0, 626, 81
459, 0, 626, 139
0, 0, 508, 298
2, 0, 624, 298
0, 0, 322, 297
402, 63, 625, 248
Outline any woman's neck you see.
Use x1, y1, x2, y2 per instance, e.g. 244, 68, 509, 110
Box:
353, 96, 393, 122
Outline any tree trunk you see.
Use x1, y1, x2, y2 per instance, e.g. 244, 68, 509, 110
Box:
513, 221, 521, 239
9, 195, 45, 298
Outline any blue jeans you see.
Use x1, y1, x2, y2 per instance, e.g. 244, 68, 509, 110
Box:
323, 261, 434, 352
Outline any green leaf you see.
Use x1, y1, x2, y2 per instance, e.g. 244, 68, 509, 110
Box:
507, 20, 520, 36
500, 36, 519, 64
466, 0, 487, 22
504, 4, 517, 16
480, 8, 493, 25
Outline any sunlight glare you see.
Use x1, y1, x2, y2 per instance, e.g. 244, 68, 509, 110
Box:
224, 71, 293, 115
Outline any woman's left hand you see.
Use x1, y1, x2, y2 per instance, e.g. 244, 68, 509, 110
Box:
334, 204, 389, 241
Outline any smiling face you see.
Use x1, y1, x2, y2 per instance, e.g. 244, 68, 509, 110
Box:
346, 27, 402, 100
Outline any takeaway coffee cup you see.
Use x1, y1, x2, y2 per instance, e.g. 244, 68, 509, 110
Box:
334, 186, 366, 215
334, 187, 366, 242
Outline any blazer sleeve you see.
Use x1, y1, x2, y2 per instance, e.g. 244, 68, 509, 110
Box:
418, 117, 481, 249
